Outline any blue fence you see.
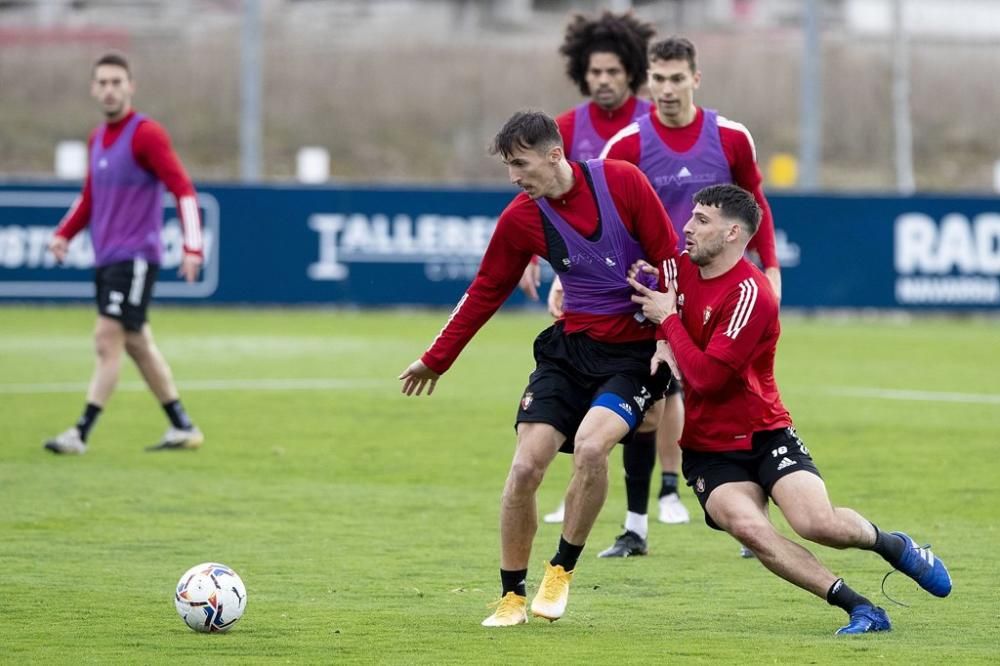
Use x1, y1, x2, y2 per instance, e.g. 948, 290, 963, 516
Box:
1, 182, 998, 309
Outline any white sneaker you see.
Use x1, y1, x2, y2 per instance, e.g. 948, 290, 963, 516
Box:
146, 426, 204, 451
542, 501, 565, 524
657, 492, 690, 524
43, 427, 87, 455
739, 545, 756, 559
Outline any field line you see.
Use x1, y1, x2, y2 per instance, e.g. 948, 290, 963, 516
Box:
824, 386, 1000, 405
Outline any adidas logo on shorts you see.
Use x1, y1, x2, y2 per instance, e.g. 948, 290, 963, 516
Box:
776, 457, 797, 471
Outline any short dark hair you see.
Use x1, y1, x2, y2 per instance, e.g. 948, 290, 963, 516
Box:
489, 111, 562, 159
93, 52, 131, 78
648, 37, 697, 72
692, 184, 762, 236
560, 10, 656, 96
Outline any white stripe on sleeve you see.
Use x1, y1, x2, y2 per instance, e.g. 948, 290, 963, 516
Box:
179, 195, 203, 252
725, 279, 758, 339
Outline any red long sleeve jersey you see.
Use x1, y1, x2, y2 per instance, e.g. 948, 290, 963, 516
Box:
602, 107, 778, 269
661, 255, 791, 452
421, 160, 679, 375
55, 110, 203, 255
555, 96, 646, 157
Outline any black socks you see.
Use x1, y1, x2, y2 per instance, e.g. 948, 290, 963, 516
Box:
868, 523, 907, 567
623, 431, 656, 514
826, 578, 873, 613
550, 536, 584, 572
76, 403, 102, 442
500, 568, 527, 597
163, 399, 193, 430
659, 471, 679, 498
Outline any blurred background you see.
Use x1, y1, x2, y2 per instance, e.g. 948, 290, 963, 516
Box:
2, 0, 999, 310
2, 0, 1000, 191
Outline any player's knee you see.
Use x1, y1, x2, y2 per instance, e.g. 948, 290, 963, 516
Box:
93, 329, 122, 360
572, 438, 608, 474
725, 517, 772, 550
124, 332, 150, 358
506, 459, 546, 495
790, 513, 840, 547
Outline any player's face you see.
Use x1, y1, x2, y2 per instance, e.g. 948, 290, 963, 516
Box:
91, 65, 134, 120
684, 203, 737, 266
648, 58, 700, 127
585, 51, 632, 111
503, 144, 561, 200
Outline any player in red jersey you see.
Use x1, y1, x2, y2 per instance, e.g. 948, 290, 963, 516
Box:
43, 53, 204, 455
628, 184, 951, 635
519, 9, 654, 304
597, 37, 787, 557
400, 111, 679, 627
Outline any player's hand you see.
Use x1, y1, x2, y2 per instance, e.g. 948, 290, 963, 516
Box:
628, 275, 676, 325
765, 267, 782, 303
49, 236, 69, 263
652, 339, 681, 381
179, 252, 203, 283
518, 262, 541, 301
547, 275, 564, 319
399, 359, 441, 396
627, 259, 658, 282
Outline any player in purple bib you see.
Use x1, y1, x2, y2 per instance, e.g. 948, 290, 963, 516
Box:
44, 52, 205, 455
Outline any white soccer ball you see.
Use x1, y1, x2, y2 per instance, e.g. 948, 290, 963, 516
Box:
174, 562, 247, 633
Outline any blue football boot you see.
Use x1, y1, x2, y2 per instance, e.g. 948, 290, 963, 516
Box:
835, 605, 892, 635
891, 532, 952, 597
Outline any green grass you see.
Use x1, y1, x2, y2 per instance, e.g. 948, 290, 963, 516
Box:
1, 306, 998, 664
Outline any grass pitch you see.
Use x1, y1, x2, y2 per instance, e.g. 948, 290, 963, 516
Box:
1, 306, 997, 664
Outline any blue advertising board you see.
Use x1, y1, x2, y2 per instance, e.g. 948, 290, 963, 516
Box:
1, 182, 998, 309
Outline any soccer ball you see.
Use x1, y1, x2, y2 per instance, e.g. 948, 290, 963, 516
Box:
174, 562, 247, 633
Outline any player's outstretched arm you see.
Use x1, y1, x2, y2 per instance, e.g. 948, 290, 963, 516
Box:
398, 359, 441, 397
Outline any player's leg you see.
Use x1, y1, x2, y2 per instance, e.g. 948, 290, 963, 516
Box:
501, 422, 566, 571
487, 338, 580, 627
124, 323, 201, 451
44, 261, 132, 454
706, 481, 889, 634
770, 456, 951, 598
656, 390, 690, 524
598, 400, 661, 557
483, 421, 564, 627
531, 404, 631, 621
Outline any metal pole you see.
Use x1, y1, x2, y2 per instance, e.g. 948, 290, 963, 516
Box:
240, 0, 263, 181
892, 0, 915, 193
798, 0, 822, 190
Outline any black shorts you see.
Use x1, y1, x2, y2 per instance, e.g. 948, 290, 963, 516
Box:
94, 259, 159, 332
682, 427, 821, 530
515, 322, 673, 454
